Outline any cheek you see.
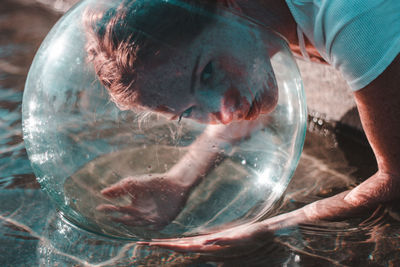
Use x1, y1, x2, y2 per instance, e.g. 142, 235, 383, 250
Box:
137, 71, 193, 111
218, 57, 247, 78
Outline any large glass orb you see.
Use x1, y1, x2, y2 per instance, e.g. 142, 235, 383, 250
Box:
22, 0, 307, 240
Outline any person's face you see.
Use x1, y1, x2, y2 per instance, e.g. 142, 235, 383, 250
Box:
135, 17, 278, 124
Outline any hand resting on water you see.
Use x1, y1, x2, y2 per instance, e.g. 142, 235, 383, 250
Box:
98, 119, 268, 228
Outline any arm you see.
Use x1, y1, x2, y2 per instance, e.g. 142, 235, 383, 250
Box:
166, 126, 227, 189
144, 55, 400, 251
169, 118, 269, 188
97, 127, 226, 228
289, 54, 400, 222
343, 54, 400, 206
98, 117, 268, 228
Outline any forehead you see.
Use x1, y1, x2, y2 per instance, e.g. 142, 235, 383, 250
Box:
140, 14, 260, 64
134, 47, 194, 111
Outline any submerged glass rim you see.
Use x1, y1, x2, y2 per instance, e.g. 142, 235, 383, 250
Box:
22, 0, 306, 241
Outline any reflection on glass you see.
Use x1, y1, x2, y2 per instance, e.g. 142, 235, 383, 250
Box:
22, 0, 306, 240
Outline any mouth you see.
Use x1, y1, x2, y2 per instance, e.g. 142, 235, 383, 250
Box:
246, 84, 278, 121
245, 96, 262, 120
175, 85, 278, 125
213, 86, 276, 125
215, 98, 261, 124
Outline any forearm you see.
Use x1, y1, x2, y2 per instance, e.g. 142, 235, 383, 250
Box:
168, 118, 270, 188
168, 126, 232, 188
345, 55, 400, 205
353, 84, 400, 173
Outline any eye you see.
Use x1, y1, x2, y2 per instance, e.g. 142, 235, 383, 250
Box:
200, 61, 213, 83
178, 106, 193, 123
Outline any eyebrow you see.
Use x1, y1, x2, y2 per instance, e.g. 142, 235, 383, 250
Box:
190, 54, 201, 94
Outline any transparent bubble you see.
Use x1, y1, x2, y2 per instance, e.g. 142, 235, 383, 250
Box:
22, 0, 306, 240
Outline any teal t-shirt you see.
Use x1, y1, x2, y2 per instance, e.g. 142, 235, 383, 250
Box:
286, 0, 400, 90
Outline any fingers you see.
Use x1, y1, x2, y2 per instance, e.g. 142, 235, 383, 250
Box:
96, 204, 155, 226
204, 237, 234, 246
100, 174, 160, 198
136, 234, 236, 253
138, 239, 224, 253
101, 184, 127, 198
138, 222, 275, 253
100, 178, 139, 198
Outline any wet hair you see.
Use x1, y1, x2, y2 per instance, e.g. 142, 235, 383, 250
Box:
85, 0, 227, 110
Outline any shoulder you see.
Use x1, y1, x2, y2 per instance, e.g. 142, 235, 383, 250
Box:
287, 0, 400, 91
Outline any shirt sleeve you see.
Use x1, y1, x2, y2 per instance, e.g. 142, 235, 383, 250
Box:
286, 0, 400, 91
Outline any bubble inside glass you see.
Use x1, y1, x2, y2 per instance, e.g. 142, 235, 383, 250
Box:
22, 0, 307, 240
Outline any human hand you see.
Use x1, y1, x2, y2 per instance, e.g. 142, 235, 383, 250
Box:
139, 171, 400, 252
97, 173, 191, 229
137, 221, 276, 254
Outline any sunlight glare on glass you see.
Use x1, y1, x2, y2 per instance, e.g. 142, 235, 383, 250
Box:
256, 168, 285, 195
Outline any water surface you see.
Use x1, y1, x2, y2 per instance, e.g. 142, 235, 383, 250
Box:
1, 1, 399, 266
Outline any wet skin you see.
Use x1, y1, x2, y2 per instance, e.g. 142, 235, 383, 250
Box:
100, 0, 400, 251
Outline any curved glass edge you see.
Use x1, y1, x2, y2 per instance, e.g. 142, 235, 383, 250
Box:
22, 0, 308, 241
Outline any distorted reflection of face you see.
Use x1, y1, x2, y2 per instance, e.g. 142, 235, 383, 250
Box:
135, 18, 278, 124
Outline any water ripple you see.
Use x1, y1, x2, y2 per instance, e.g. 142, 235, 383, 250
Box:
0, 1, 399, 266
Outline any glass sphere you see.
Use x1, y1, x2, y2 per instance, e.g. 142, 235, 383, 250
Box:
22, 0, 306, 240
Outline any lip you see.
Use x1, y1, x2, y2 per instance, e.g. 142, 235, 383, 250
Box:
210, 95, 261, 125
211, 103, 256, 125
178, 85, 277, 125
245, 97, 262, 120
246, 85, 278, 121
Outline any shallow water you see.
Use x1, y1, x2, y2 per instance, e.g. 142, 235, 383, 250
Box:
64, 145, 270, 239
1, 1, 400, 266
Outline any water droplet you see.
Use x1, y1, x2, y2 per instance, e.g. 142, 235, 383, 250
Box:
295, 255, 300, 263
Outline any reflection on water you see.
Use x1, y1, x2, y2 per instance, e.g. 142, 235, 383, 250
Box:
37, 211, 290, 266
1, 0, 400, 266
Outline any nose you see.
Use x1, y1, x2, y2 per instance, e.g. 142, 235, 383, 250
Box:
218, 87, 251, 124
